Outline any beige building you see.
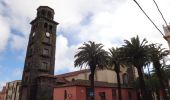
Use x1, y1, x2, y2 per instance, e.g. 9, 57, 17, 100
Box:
56, 66, 138, 85
3, 80, 21, 100
163, 25, 170, 48
0, 86, 6, 100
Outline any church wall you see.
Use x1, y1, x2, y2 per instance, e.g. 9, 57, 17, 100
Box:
53, 86, 138, 100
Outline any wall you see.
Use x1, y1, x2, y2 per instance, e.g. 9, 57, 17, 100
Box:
53, 86, 77, 100
3, 81, 21, 100
64, 67, 139, 84
95, 87, 113, 100
54, 86, 137, 100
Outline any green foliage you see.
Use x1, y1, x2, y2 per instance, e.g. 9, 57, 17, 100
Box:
122, 35, 150, 68
74, 41, 108, 71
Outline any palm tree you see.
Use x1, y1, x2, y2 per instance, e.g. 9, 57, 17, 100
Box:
74, 41, 108, 100
122, 35, 152, 100
148, 44, 170, 100
108, 47, 126, 100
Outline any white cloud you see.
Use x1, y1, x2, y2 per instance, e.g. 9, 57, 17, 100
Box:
55, 35, 80, 74
10, 35, 27, 50
0, 16, 10, 52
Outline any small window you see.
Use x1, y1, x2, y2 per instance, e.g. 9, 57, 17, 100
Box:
41, 62, 48, 70
112, 89, 117, 99
99, 92, 106, 100
43, 48, 49, 55
25, 76, 29, 82
128, 91, 132, 100
64, 90, 67, 99
41, 10, 46, 16
72, 78, 75, 81
44, 23, 48, 28
123, 74, 128, 84
47, 11, 52, 18
49, 25, 53, 30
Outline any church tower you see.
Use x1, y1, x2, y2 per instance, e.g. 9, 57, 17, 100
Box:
20, 6, 58, 100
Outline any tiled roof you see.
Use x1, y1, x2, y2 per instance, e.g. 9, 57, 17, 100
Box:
55, 69, 90, 78
56, 77, 68, 83
38, 74, 55, 78
55, 79, 133, 89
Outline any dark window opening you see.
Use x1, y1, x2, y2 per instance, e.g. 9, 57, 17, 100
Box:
112, 89, 117, 99
25, 76, 29, 82
86, 88, 91, 100
123, 74, 128, 84
128, 91, 132, 100
64, 90, 67, 99
47, 11, 52, 18
44, 23, 48, 28
41, 10, 46, 16
72, 78, 75, 81
99, 92, 106, 100
49, 25, 53, 30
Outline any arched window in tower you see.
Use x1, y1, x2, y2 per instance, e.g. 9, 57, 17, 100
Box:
24, 73, 29, 82
49, 25, 53, 31
41, 10, 46, 16
122, 73, 128, 84
47, 11, 52, 19
44, 23, 48, 28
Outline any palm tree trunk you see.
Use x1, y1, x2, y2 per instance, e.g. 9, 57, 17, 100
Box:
115, 63, 122, 100
116, 71, 122, 100
90, 72, 95, 100
153, 60, 170, 100
156, 89, 160, 100
137, 67, 151, 100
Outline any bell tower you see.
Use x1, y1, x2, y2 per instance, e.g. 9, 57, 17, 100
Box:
20, 6, 58, 100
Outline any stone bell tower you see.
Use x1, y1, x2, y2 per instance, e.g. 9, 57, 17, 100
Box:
20, 6, 58, 100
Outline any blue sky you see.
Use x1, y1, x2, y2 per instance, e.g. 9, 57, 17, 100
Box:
0, 0, 170, 89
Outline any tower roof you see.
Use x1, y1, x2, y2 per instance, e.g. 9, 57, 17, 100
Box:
37, 6, 55, 14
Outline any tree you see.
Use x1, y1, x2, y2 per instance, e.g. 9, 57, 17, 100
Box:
108, 47, 126, 100
74, 41, 108, 100
122, 35, 152, 100
148, 44, 170, 100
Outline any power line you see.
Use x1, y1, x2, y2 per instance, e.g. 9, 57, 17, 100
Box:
152, 0, 169, 28
133, 0, 165, 36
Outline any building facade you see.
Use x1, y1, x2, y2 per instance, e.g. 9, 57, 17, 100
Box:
0, 86, 6, 100
20, 6, 58, 100
53, 79, 137, 100
3, 80, 21, 100
56, 67, 137, 85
